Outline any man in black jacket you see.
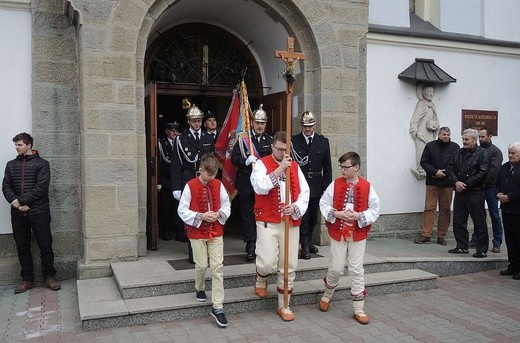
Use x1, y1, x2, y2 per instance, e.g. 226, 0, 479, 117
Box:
497, 142, 520, 279
291, 111, 332, 259
2, 133, 60, 293
446, 128, 489, 257
469, 127, 504, 253
414, 127, 459, 245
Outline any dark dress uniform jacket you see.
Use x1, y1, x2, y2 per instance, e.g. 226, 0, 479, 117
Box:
171, 130, 214, 191
231, 134, 273, 194
291, 133, 332, 198
158, 137, 174, 190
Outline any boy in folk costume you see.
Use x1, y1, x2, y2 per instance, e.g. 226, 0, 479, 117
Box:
318, 152, 380, 325
250, 131, 310, 322
178, 153, 231, 328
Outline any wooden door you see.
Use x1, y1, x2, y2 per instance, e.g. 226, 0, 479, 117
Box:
261, 91, 286, 134
145, 82, 159, 250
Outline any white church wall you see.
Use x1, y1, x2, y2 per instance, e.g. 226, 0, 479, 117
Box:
369, 0, 410, 28
483, 0, 520, 42
0, 7, 32, 234
367, 40, 520, 215
439, 0, 483, 37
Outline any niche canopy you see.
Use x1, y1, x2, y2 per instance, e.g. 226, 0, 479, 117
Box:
398, 58, 456, 85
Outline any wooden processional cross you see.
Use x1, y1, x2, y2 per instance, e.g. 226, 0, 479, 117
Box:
274, 37, 306, 309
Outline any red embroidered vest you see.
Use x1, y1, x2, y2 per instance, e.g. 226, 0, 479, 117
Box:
184, 178, 224, 240
254, 156, 302, 226
326, 177, 371, 242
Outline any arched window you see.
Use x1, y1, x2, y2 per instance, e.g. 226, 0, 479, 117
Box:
146, 23, 261, 92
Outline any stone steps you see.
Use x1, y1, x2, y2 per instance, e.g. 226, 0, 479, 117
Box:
78, 268, 437, 331
77, 249, 508, 331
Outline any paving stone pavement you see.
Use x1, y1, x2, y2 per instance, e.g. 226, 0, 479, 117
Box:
1, 269, 519, 343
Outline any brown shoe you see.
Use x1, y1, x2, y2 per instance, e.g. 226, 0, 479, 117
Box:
277, 307, 295, 321
254, 285, 267, 298
437, 237, 447, 246
353, 313, 370, 325
492, 246, 500, 253
414, 236, 430, 244
14, 281, 35, 294
45, 277, 61, 291
318, 298, 330, 312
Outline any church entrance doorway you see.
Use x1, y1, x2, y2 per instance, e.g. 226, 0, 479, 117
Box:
144, 23, 284, 251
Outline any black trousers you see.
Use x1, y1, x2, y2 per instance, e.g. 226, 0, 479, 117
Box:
238, 191, 256, 242
502, 211, 520, 271
453, 191, 488, 253
11, 213, 56, 281
158, 188, 177, 237
300, 196, 320, 241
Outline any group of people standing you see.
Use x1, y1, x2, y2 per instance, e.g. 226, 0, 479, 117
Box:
413, 127, 520, 278
157, 104, 380, 327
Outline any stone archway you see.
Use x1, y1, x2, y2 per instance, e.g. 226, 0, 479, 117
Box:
65, 0, 367, 279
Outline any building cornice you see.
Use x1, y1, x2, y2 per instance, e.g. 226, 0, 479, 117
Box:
368, 30, 520, 58
0, 0, 30, 11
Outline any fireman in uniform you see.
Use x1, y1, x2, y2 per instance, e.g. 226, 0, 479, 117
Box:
158, 121, 182, 241
291, 111, 332, 259
231, 105, 273, 261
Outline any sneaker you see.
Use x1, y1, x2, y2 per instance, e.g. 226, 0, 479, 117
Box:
448, 248, 469, 254
491, 246, 500, 253
436, 237, 447, 246
211, 308, 228, 328
473, 252, 487, 258
468, 241, 477, 248
196, 290, 207, 302
414, 236, 430, 244
14, 281, 35, 294
45, 277, 61, 291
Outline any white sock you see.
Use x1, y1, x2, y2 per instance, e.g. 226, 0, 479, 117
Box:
255, 275, 267, 288
278, 293, 291, 309
321, 287, 335, 302
353, 300, 366, 316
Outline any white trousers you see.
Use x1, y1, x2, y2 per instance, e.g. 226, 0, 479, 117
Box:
325, 237, 366, 296
190, 236, 224, 309
255, 221, 300, 290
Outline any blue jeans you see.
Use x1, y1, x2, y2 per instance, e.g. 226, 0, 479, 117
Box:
470, 187, 503, 247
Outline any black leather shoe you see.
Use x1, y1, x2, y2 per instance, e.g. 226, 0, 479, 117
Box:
513, 272, 520, 280
500, 267, 517, 276
473, 252, 487, 258
448, 248, 469, 254
160, 232, 172, 241
174, 233, 189, 242
246, 241, 256, 261
309, 243, 319, 254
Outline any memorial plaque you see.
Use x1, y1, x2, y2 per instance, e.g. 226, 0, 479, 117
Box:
461, 109, 498, 135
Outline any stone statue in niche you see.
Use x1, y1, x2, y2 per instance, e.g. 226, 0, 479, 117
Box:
409, 83, 439, 179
